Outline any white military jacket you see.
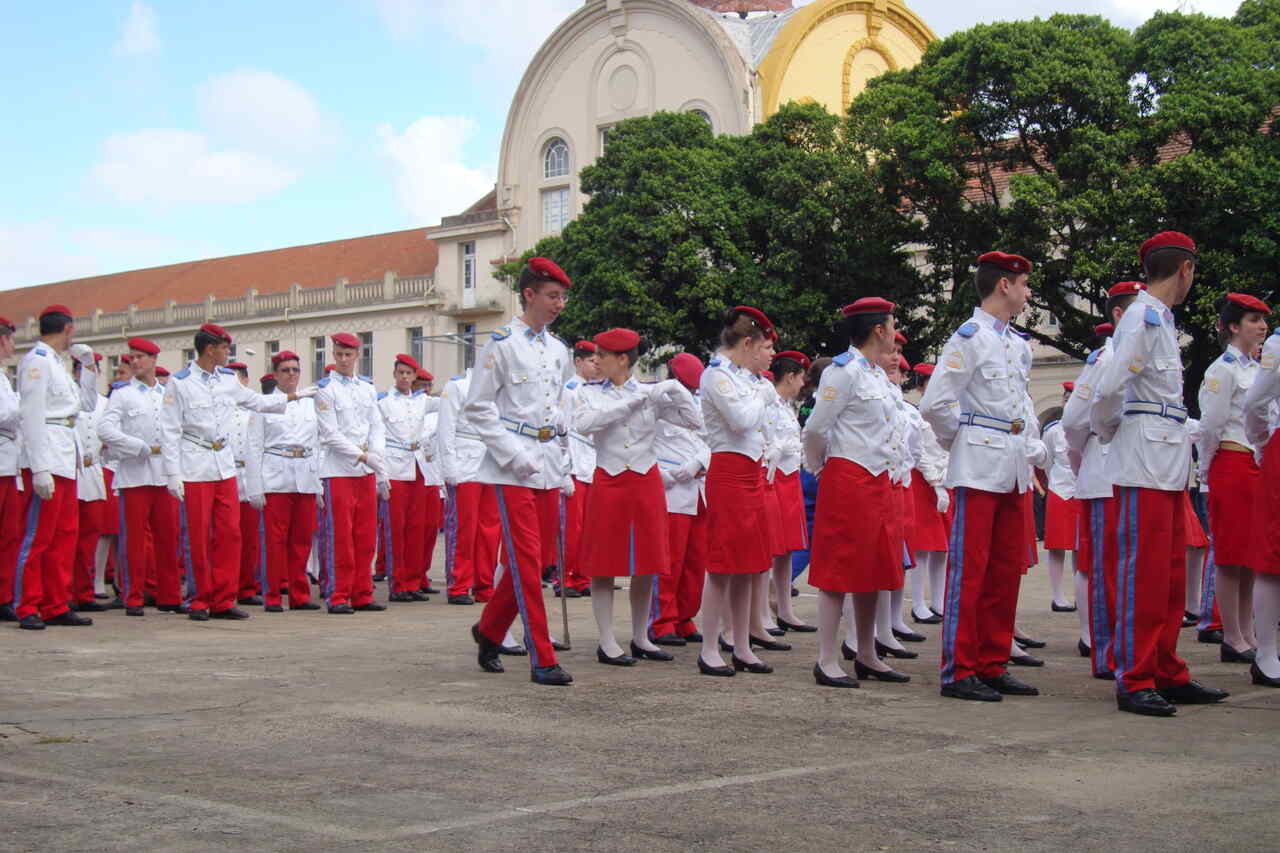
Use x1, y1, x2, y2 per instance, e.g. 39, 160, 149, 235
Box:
700, 352, 770, 460
437, 371, 485, 485
0, 368, 20, 478
563, 375, 597, 484
911, 401, 949, 489
574, 378, 701, 477
655, 393, 710, 515
18, 341, 99, 480
75, 394, 108, 502
244, 391, 321, 497
766, 395, 803, 477
377, 387, 441, 482
802, 349, 901, 476
1244, 330, 1280, 451
229, 407, 253, 501
1196, 344, 1258, 481
1061, 344, 1114, 501
99, 378, 168, 489
1041, 420, 1076, 500
315, 372, 385, 480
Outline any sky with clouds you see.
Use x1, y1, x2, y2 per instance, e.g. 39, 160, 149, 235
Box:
0, 0, 1244, 291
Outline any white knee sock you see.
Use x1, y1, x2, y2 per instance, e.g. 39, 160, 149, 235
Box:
842, 594, 857, 650
592, 578, 621, 657
94, 537, 112, 597
1074, 570, 1090, 645
1253, 574, 1280, 678
1186, 547, 1205, 614
909, 561, 930, 618
876, 590, 904, 650
928, 552, 946, 614
630, 580, 658, 652
890, 586, 911, 633
1048, 550, 1069, 606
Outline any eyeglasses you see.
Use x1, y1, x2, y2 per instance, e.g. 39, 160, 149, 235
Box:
276, 367, 301, 374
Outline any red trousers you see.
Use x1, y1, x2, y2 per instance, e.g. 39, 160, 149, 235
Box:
181, 477, 242, 614
322, 475, 377, 608
119, 486, 180, 608
562, 479, 591, 591
1080, 495, 1119, 677
0, 474, 29, 605
1113, 487, 1191, 694
652, 506, 708, 639
73, 499, 108, 603
387, 471, 428, 593
477, 485, 559, 669
940, 487, 1025, 684
445, 482, 500, 598
15, 470, 79, 620
264, 492, 318, 607
238, 502, 263, 599
535, 487, 559, 572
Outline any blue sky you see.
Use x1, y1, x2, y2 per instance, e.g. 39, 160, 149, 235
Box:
0, 0, 1237, 291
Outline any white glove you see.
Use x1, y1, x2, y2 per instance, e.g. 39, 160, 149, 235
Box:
510, 451, 538, 480
444, 475, 458, 488
561, 477, 575, 498
32, 471, 55, 500
249, 494, 266, 510
294, 385, 318, 399
1025, 438, 1048, 467
315, 491, 325, 510
673, 461, 695, 483
934, 486, 950, 514
69, 344, 96, 369
167, 475, 185, 502
364, 451, 387, 478
377, 478, 391, 501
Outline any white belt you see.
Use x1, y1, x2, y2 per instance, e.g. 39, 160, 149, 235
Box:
183, 433, 227, 451
0, 428, 14, 441
959, 412, 1026, 435
500, 417, 557, 442
387, 439, 420, 452
265, 446, 313, 459
1123, 400, 1188, 424
47, 416, 78, 428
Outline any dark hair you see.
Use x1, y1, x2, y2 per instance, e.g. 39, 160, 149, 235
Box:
842, 312, 890, 348
973, 263, 1016, 300
1143, 247, 1195, 282
517, 267, 564, 309
599, 345, 641, 370
770, 355, 805, 383
1216, 297, 1262, 346
573, 345, 595, 361
194, 329, 223, 355
719, 308, 768, 349
38, 312, 72, 336
260, 377, 277, 394
1104, 293, 1140, 324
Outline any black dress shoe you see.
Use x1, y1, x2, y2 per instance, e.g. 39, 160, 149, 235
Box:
1221, 643, 1256, 664
106, 597, 125, 610
854, 659, 910, 682
448, 594, 475, 605
765, 626, 786, 637
189, 609, 211, 621
372, 573, 386, 582
0, 604, 18, 622
156, 603, 186, 613
1078, 639, 1091, 658
681, 631, 703, 643
777, 618, 817, 633
981, 672, 1039, 695
422, 584, 440, 596
597, 646, 636, 666
472, 623, 505, 673
940, 675, 1001, 701
1014, 635, 1046, 649
531, 664, 573, 685
500, 643, 528, 656
264, 604, 284, 613
1182, 611, 1198, 628
126, 606, 145, 617
75, 600, 109, 612
630, 642, 674, 661
813, 664, 859, 688
143, 594, 157, 606
94, 592, 111, 600
46, 610, 93, 626
409, 591, 430, 601
327, 604, 354, 614
750, 634, 792, 652
237, 596, 264, 606
911, 610, 942, 625
930, 607, 944, 619
389, 591, 418, 602
1197, 628, 1223, 644
289, 602, 321, 611
554, 586, 581, 598
354, 602, 386, 612
1009, 653, 1044, 667
1250, 662, 1280, 687
652, 633, 687, 646
1051, 601, 1077, 612
551, 639, 570, 652
1093, 669, 1116, 680
790, 586, 799, 597
719, 637, 734, 653
1117, 688, 1176, 717
893, 628, 927, 643
841, 642, 857, 661
211, 607, 250, 620
578, 586, 591, 597
697, 656, 734, 677
18, 614, 45, 630
1158, 680, 1229, 705
732, 655, 773, 674
875, 640, 917, 659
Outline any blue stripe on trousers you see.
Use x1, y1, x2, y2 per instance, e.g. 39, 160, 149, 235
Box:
494, 485, 539, 668
323, 481, 337, 605
179, 503, 197, 605
257, 508, 267, 597
13, 493, 44, 604
1198, 541, 1217, 630
117, 492, 130, 601
443, 485, 457, 590
939, 488, 966, 684
1087, 499, 1112, 673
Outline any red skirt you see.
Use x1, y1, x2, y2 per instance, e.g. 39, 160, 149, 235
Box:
1252, 432, 1280, 575
1207, 448, 1260, 567
762, 476, 786, 557
1043, 491, 1079, 551
774, 469, 808, 552
908, 473, 947, 553
1183, 490, 1209, 548
896, 484, 915, 568
1023, 490, 1038, 573
705, 452, 770, 575
809, 458, 903, 594
101, 468, 121, 535
578, 466, 669, 578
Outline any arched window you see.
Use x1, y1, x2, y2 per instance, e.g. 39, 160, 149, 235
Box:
543, 137, 569, 179
690, 109, 712, 128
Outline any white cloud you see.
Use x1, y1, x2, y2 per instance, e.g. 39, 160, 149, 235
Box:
92, 129, 298, 205
0, 222, 216, 291
114, 1, 160, 57
198, 69, 339, 159
377, 116, 496, 227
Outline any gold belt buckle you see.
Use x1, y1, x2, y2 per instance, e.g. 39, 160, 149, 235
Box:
408, 442, 419, 451
537, 426, 554, 442
150, 446, 162, 456
292, 449, 305, 458
1010, 419, 1025, 436
210, 439, 225, 451
82, 456, 94, 467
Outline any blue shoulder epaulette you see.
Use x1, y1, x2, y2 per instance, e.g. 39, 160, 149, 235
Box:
174, 367, 191, 379
358, 375, 373, 384
1011, 327, 1029, 340
1144, 306, 1162, 326
217, 366, 234, 375
377, 391, 388, 400
832, 351, 853, 367
549, 331, 565, 344
1272, 328, 1280, 338
412, 389, 425, 397
1223, 352, 1237, 364
566, 379, 579, 390
316, 377, 330, 388
956, 321, 979, 338
30, 344, 47, 357
491, 326, 512, 342
1044, 419, 1060, 433
708, 358, 722, 368
110, 379, 129, 390
450, 374, 465, 381
1086, 348, 1101, 365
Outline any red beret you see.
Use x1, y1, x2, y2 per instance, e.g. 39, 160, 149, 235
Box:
1139, 231, 1196, 264
271, 350, 300, 366
731, 305, 777, 342
760, 370, 775, 382
977, 252, 1032, 275
155, 365, 170, 377
0, 316, 15, 333
897, 355, 910, 372
126, 337, 160, 356
1108, 281, 1146, 298
593, 328, 640, 352
894, 331, 908, 346
40, 304, 73, 319
260, 373, 275, 383
775, 350, 811, 371
199, 323, 232, 343
331, 332, 361, 349
1063, 381, 1075, 392
324, 363, 336, 374
669, 353, 704, 390
841, 297, 895, 317
415, 368, 434, 382
93, 353, 103, 363
1093, 322, 1114, 338
394, 353, 421, 370
120, 353, 132, 364
573, 341, 597, 353
228, 361, 248, 371
912, 362, 935, 377
1226, 293, 1271, 314
527, 257, 573, 289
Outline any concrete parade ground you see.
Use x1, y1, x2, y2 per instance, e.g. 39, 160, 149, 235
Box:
1, 552, 1276, 853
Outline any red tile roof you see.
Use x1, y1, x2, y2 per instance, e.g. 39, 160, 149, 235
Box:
1, 227, 438, 323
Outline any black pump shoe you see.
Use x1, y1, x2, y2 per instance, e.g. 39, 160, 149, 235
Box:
1014, 635, 1046, 649
749, 634, 792, 652
777, 618, 817, 633
1078, 639, 1091, 658
732, 655, 773, 674
893, 628, 926, 643
911, 610, 942, 625
1220, 643, 1256, 664
597, 646, 636, 666
813, 664, 859, 688
841, 642, 857, 661
697, 656, 734, 677
718, 637, 734, 653
875, 639, 917, 660
853, 659, 910, 682
1250, 662, 1280, 687
1051, 601, 1077, 612
630, 642, 674, 661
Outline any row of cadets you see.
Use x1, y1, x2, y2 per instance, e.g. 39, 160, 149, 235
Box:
764, 351, 813, 634
468, 257, 576, 686
1242, 309, 1280, 685
160, 323, 310, 621
244, 350, 324, 612
314, 332, 387, 615
438, 368, 501, 606
573, 328, 702, 666
905, 362, 950, 626
1040, 381, 1080, 615
1196, 293, 1271, 665
0, 316, 20, 621
100, 337, 182, 616
226, 360, 265, 606
377, 352, 444, 602
650, 352, 711, 645
13, 306, 101, 629
1088, 231, 1228, 716
72, 352, 113, 611
695, 306, 778, 677
557, 340, 599, 598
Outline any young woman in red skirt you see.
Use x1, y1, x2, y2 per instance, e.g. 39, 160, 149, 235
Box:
574, 328, 703, 667
1244, 324, 1280, 685
1197, 293, 1271, 663
906, 363, 950, 624
697, 307, 777, 676
765, 351, 813, 634
1041, 383, 1080, 613
747, 369, 791, 647
802, 298, 910, 687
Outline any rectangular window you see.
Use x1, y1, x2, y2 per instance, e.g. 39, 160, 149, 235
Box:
267, 340, 280, 357
228, 343, 237, 359
108, 355, 120, 374
182, 348, 196, 365
462, 242, 477, 290
408, 327, 424, 365
311, 336, 326, 382
359, 332, 373, 379
599, 125, 612, 154
462, 323, 476, 370
542, 188, 570, 234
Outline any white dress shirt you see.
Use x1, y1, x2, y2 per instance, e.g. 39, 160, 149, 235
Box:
919, 308, 1047, 494
18, 341, 99, 480
98, 378, 168, 489
767, 396, 803, 477
436, 371, 485, 485
1041, 420, 1076, 500
1061, 344, 1114, 500
1090, 290, 1192, 491
75, 395, 108, 502
887, 381, 917, 486
229, 407, 253, 501
1196, 344, 1258, 480
315, 372, 385, 480
464, 316, 573, 490
160, 361, 287, 483
574, 378, 701, 477
244, 391, 321, 497
802, 348, 901, 476
655, 397, 710, 515
563, 375, 597, 484
378, 387, 441, 482
699, 353, 770, 459
1244, 330, 1280, 451
911, 402, 949, 488
0, 369, 21, 478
